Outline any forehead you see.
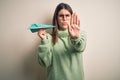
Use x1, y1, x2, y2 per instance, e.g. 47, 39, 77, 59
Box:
58, 9, 71, 14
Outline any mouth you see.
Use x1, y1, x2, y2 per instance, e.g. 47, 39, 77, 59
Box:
62, 22, 68, 25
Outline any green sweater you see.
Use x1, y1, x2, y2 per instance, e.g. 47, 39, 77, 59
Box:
38, 30, 86, 80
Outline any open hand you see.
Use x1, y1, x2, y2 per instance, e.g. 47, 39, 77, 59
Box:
68, 13, 80, 39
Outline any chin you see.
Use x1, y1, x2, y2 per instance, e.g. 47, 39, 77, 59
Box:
59, 24, 68, 30
63, 25, 68, 28
62, 26, 68, 30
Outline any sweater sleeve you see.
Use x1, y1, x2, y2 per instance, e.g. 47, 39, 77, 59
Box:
70, 32, 86, 52
37, 34, 53, 68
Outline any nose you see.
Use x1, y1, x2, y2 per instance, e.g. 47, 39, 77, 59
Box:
63, 15, 67, 20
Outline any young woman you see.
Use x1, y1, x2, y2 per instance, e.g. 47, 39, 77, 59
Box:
37, 3, 86, 80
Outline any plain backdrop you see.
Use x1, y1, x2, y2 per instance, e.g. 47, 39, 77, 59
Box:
0, 0, 120, 80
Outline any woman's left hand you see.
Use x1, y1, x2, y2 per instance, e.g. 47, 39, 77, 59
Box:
68, 13, 80, 39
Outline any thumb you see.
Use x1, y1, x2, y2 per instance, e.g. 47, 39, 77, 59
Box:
67, 24, 72, 33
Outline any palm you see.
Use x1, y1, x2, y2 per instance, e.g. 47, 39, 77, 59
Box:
68, 13, 80, 39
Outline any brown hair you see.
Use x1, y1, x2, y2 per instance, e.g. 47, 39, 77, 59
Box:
52, 3, 73, 45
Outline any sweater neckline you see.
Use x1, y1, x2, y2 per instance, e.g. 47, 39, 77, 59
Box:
58, 30, 69, 37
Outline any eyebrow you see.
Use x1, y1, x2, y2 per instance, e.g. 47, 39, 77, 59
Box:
58, 14, 71, 16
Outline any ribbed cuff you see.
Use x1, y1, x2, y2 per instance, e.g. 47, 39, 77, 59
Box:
41, 39, 49, 44
70, 37, 81, 45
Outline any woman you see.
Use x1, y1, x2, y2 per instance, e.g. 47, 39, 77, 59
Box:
37, 3, 86, 80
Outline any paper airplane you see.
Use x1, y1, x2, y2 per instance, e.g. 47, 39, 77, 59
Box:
28, 24, 55, 33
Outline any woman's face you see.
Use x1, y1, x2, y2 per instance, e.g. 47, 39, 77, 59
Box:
58, 9, 71, 30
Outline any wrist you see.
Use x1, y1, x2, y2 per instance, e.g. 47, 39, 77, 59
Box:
70, 36, 79, 40
41, 38, 48, 44
41, 37, 46, 40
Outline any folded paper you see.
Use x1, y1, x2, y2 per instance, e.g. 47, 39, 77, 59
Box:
28, 24, 55, 33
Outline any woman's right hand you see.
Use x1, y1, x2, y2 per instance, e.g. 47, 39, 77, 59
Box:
38, 29, 46, 40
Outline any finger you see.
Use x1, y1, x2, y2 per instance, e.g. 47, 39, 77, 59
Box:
38, 29, 45, 33
75, 13, 77, 24
68, 24, 71, 31
70, 13, 74, 29
71, 13, 73, 26
38, 29, 41, 36
73, 13, 76, 24
74, 13, 78, 24
76, 14, 78, 25
68, 24, 72, 33
78, 18, 80, 27
38, 29, 45, 36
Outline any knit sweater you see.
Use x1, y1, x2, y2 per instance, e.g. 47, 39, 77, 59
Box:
38, 30, 86, 80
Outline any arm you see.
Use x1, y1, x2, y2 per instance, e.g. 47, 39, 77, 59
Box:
68, 13, 86, 52
70, 32, 86, 52
37, 30, 53, 67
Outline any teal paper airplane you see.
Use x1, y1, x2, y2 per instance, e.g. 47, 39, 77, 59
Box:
28, 24, 55, 33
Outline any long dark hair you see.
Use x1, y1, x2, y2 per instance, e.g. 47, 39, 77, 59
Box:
52, 3, 73, 45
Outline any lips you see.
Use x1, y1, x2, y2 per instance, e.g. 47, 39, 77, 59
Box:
62, 22, 68, 25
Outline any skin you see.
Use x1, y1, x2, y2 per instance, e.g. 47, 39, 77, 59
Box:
38, 9, 80, 40
57, 9, 71, 30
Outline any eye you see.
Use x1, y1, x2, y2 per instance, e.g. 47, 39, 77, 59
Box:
59, 14, 64, 17
66, 14, 70, 17
58, 14, 71, 19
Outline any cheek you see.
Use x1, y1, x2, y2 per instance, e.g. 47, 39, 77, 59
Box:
67, 20, 70, 24
58, 19, 62, 26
